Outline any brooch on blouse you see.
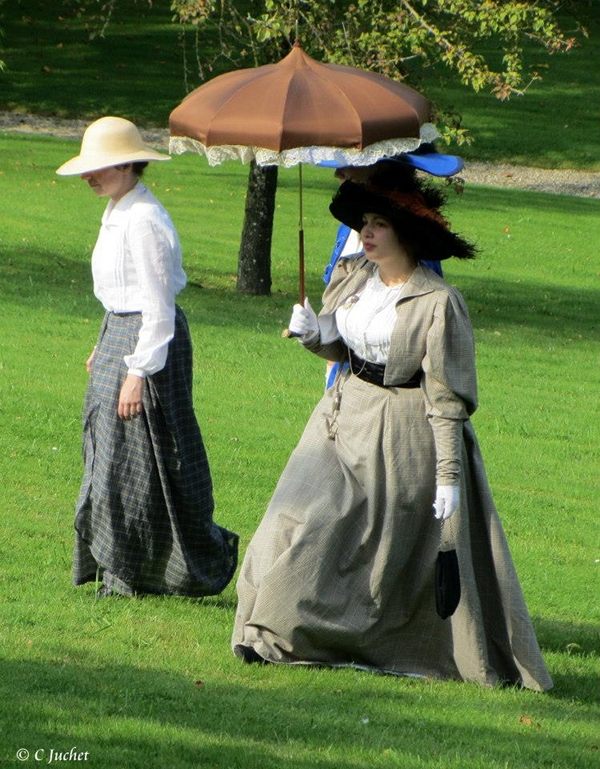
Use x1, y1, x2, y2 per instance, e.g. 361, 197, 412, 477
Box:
341, 294, 360, 311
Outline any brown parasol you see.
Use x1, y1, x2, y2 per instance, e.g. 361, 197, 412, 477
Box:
169, 42, 437, 303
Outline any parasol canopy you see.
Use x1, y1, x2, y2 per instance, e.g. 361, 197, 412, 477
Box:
168, 42, 439, 312
169, 41, 437, 168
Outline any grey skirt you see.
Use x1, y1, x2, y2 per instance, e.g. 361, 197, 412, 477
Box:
73, 308, 238, 596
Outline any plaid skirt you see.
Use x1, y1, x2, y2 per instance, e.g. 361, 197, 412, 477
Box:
73, 308, 238, 596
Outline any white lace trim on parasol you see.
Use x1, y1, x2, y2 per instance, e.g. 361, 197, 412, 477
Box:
169, 123, 440, 168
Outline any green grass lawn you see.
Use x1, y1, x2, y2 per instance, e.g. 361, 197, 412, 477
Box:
0, 2, 599, 766
0, 132, 598, 768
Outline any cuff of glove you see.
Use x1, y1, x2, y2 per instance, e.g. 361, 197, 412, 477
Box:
300, 329, 319, 344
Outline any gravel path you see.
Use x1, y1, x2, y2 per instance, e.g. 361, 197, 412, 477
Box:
2, 110, 599, 199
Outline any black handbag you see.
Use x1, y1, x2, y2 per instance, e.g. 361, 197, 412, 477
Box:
435, 548, 461, 619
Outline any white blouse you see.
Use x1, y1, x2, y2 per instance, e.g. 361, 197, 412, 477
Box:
335, 269, 405, 364
91, 182, 187, 377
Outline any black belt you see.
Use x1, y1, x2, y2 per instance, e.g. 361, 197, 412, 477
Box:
111, 311, 142, 317
349, 350, 421, 388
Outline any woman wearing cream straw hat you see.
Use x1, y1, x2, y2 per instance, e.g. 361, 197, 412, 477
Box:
56, 116, 238, 598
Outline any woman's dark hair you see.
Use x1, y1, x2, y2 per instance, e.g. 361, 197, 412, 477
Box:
132, 161, 149, 178
330, 162, 477, 262
373, 164, 447, 261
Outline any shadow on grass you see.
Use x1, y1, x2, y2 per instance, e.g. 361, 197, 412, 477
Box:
2, 653, 596, 769
532, 614, 600, 704
2, 242, 598, 343
535, 612, 600, 653
456, 275, 598, 339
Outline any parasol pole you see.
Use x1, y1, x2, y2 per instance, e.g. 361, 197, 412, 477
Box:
282, 162, 306, 338
298, 162, 306, 303
295, 25, 305, 305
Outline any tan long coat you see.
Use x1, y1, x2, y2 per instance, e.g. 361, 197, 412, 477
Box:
233, 261, 552, 691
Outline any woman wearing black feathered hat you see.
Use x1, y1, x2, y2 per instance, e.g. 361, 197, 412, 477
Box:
232, 164, 552, 692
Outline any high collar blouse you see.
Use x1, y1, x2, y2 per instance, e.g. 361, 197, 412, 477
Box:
335, 267, 407, 364
91, 182, 187, 377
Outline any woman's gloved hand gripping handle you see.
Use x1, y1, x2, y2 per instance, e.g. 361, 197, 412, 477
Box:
288, 297, 319, 342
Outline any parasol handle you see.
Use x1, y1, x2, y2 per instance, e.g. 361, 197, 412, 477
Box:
282, 165, 306, 338
281, 226, 305, 338
298, 226, 305, 304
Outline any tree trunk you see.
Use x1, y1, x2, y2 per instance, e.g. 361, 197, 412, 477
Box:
236, 161, 278, 296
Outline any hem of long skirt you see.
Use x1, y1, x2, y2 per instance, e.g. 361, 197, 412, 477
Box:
233, 646, 429, 678
292, 660, 429, 679
231, 646, 551, 690
73, 528, 239, 597
73, 570, 236, 598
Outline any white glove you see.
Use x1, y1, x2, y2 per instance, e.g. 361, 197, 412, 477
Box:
288, 297, 319, 341
434, 485, 460, 521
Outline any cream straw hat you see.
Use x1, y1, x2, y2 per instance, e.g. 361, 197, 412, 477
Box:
56, 116, 170, 176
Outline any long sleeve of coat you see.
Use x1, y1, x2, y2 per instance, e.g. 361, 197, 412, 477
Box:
421, 289, 478, 485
